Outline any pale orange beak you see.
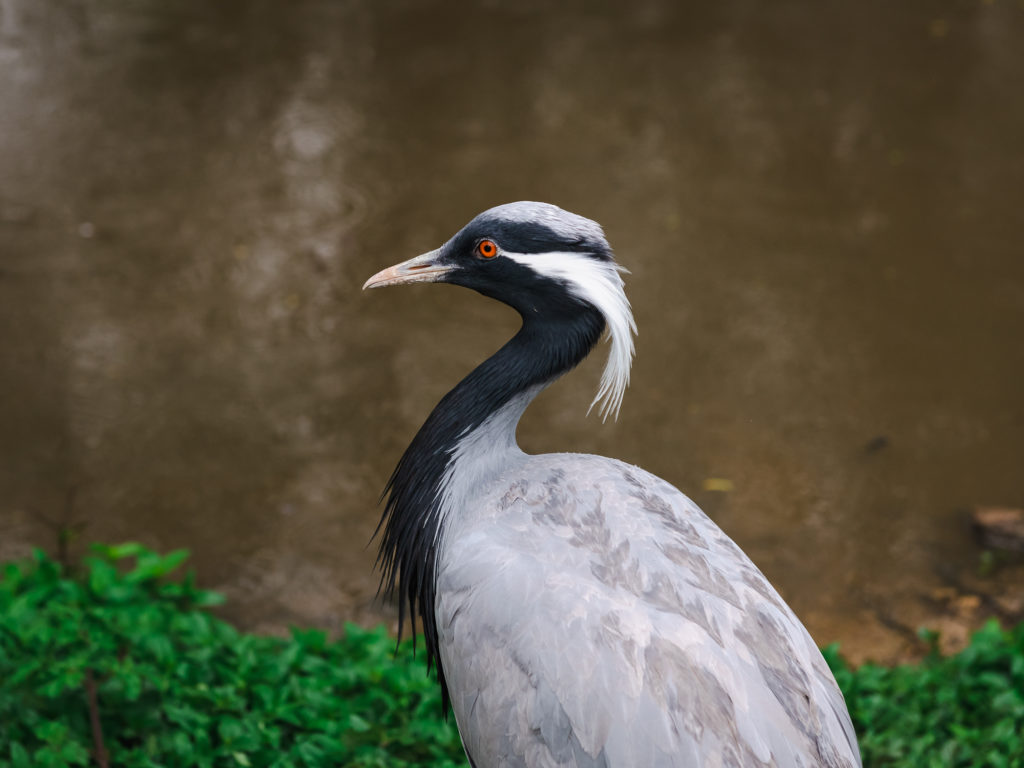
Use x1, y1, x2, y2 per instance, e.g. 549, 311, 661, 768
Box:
363, 248, 451, 290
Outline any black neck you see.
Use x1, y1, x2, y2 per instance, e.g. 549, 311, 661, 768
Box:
375, 303, 605, 708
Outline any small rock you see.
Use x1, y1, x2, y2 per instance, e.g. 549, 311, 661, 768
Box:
973, 507, 1024, 552
932, 616, 971, 656
994, 594, 1024, 617
930, 586, 957, 603
952, 594, 981, 616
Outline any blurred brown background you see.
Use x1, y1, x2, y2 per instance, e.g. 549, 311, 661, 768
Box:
1, 0, 1022, 663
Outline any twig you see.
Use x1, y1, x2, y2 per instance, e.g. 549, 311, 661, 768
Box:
84, 669, 109, 768
57, 486, 78, 569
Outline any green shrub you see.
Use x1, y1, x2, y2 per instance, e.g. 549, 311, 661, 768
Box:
0, 545, 464, 768
824, 621, 1024, 767
2, 544, 1023, 767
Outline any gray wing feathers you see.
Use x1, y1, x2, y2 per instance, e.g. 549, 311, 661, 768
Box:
437, 454, 861, 768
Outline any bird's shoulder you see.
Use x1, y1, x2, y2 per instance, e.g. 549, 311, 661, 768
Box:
442, 452, 752, 594
436, 453, 860, 768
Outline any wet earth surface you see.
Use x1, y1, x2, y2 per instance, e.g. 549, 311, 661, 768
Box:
2, 0, 1023, 665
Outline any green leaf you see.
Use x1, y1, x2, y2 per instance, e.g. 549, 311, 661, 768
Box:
9, 743, 31, 768
347, 714, 372, 733
9, 543, 1024, 768
100, 542, 146, 560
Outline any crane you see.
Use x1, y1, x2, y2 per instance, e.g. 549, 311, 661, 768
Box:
363, 202, 861, 768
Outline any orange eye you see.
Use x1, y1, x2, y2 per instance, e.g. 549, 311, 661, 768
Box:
476, 239, 499, 259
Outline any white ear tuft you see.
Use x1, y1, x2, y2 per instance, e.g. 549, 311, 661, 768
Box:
503, 251, 637, 420
587, 263, 637, 421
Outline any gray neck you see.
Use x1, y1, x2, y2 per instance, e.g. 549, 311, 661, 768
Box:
436, 386, 541, 536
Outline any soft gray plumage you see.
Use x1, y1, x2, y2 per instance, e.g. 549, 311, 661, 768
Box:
438, 402, 860, 767
365, 202, 861, 768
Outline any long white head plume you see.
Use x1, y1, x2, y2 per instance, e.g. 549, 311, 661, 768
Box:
503, 249, 637, 420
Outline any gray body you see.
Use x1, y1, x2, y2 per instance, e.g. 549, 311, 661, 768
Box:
365, 202, 861, 768
436, 397, 861, 768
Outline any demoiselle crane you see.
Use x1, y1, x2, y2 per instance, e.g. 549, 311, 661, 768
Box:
363, 202, 861, 767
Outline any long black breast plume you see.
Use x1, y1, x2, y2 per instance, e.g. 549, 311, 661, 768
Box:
374, 302, 605, 711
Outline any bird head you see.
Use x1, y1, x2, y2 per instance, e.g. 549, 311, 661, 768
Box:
364, 201, 637, 419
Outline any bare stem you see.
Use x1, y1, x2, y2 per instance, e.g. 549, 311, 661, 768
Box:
84, 669, 109, 768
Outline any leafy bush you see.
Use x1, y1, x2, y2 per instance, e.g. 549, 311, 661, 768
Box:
0, 544, 463, 768
824, 621, 1024, 767
2, 545, 1023, 767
